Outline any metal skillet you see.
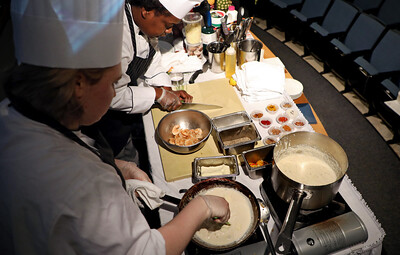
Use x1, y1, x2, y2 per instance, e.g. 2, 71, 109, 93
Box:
163, 178, 261, 252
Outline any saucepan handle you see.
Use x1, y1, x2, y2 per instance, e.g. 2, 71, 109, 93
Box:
275, 190, 306, 254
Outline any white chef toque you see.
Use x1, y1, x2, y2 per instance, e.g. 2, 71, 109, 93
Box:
10, 0, 125, 69
159, 0, 203, 19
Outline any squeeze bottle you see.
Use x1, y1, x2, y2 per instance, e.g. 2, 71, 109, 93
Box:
226, 5, 238, 24
225, 44, 236, 78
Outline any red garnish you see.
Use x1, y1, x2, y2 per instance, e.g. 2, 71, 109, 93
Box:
261, 120, 271, 125
278, 116, 288, 123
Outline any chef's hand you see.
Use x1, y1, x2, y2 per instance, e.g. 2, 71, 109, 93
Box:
156, 87, 182, 111
200, 195, 230, 223
115, 159, 152, 182
171, 89, 193, 103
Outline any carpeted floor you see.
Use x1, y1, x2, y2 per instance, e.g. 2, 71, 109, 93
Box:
250, 24, 400, 254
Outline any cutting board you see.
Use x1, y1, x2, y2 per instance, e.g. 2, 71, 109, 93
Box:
151, 78, 245, 182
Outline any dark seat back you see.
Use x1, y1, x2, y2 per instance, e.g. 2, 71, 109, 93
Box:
352, 0, 384, 12
270, 0, 303, 7
344, 13, 385, 52
370, 29, 400, 74
320, 0, 359, 34
298, 0, 332, 20
376, 0, 400, 27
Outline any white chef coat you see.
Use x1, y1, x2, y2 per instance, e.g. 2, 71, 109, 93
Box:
111, 6, 171, 114
0, 99, 166, 255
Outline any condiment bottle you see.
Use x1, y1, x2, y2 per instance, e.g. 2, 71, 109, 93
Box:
226, 5, 238, 24
225, 44, 236, 79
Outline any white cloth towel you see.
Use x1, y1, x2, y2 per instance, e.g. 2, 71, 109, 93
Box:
126, 179, 166, 210
233, 61, 285, 102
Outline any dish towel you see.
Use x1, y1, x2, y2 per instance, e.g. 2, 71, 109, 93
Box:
126, 179, 166, 210
233, 61, 285, 102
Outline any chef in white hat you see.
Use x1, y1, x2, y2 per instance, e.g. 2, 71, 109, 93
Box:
95, 0, 205, 166
0, 0, 230, 254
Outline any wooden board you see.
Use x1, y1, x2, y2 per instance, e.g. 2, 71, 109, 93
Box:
151, 78, 245, 182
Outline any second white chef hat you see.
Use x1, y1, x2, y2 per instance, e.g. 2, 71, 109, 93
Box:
159, 0, 203, 19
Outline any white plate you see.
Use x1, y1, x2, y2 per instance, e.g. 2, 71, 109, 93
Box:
284, 78, 303, 100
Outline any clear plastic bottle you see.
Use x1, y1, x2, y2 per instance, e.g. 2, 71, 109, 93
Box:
225, 44, 236, 79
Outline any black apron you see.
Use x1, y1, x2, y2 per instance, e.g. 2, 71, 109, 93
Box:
8, 94, 126, 190
95, 3, 156, 159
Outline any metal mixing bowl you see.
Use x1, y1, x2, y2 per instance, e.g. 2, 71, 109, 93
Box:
157, 109, 212, 154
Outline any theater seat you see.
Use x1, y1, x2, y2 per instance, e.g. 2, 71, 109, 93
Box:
284, 0, 332, 43
324, 13, 386, 80
264, 0, 304, 32
352, 0, 384, 14
372, 76, 400, 143
302, 0, 360, 63
346, 29, 400, 107
375, 0, 400, 28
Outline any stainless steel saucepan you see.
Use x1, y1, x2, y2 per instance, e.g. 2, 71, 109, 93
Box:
271, 131, 348, 254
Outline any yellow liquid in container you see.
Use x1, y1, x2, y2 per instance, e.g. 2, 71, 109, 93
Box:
225, 46, 236, 79
185, 23, 202, 44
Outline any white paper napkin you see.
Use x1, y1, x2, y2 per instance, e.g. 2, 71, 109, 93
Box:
233, 61, 285, 102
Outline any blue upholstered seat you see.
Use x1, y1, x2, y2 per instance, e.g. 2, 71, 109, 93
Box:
325, 13, 386, 80
284, 0, 332, 42
352, 0, 384, 13
347, 29, 400, 103
375, 0, 400, 27
264, 0, 304, 31
303, 0, 359, 61
372, 76, 400, 143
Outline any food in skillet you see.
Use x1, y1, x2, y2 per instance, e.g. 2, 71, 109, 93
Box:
194, 187, 254, 246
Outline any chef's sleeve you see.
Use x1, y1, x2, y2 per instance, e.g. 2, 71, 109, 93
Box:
110, 46, 156, 114
143, 50, 172, 87
49, 169, 166, 255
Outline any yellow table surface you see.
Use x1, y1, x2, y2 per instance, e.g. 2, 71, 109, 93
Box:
151, 78, 245, 182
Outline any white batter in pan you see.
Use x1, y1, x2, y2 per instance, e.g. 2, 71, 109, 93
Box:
194, 187, 254, 247
276, 145, 341, 186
